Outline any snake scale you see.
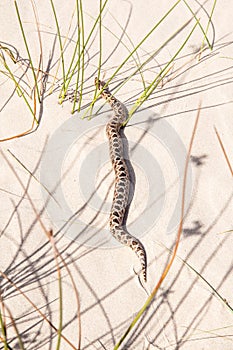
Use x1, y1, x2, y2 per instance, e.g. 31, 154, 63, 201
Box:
95, 78, 147, 282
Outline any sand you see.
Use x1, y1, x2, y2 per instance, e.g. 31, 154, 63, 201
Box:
0, 1, 232, 349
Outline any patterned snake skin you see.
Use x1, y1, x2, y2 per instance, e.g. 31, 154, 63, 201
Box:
95, 78, 147, 282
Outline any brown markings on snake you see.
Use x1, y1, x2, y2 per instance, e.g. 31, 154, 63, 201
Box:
95, 78, 147, 282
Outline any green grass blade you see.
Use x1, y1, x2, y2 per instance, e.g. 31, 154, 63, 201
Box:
56, 270, 63, 350
0, 53, 37, 121
84, 0, 183, 119
73, 0, 85, 113
109, 11, 146, 90
97, 0, 103, 81
59, 0, 109, 107
157, 240, 233, 314
55, 5, 80, 103
14, 0, 40, 102
99, 0, 182, 91
86, 9, 147, 92
3, 304, 26, 350
201, 0, 217, 51
88, 0, 104, 117
91, 14, 197, 120
63, 2, 81, 110
0, 306, 8, 350
218, 229, 233, 234
49, 0, 66, 99
126, 20, 199, 122
182, 259, 233, 313
62, 6, 79, 86
182, 0, 212, 49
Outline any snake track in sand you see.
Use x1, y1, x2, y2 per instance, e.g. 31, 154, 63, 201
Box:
95, 78, 147, 282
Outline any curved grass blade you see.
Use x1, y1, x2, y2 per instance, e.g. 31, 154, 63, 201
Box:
182, 0, 212, 49
0, 52, 35, 118
199, 0, 217, 54
14, 0, 40, 102
0, 52, 39, 141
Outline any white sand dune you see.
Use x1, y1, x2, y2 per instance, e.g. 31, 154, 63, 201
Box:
0, 1, 232, 349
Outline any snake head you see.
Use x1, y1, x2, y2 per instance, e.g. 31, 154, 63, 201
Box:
94, 77, 109, 92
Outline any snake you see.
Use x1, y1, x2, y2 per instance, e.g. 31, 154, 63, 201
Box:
95, 78, 147, 282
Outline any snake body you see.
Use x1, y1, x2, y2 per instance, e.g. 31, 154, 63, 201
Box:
95, 78, 147, 282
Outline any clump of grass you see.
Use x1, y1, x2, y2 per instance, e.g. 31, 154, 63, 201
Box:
50, 0, 109, 112
1, 0, 217, 124
0, 0, 44, 141
0, 44, 38, 141
86, 0, 216, 121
